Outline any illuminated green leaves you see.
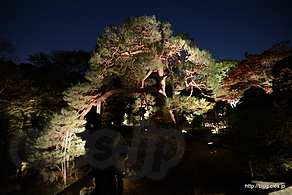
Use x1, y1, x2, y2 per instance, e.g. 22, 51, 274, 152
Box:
164, 95, 215, 114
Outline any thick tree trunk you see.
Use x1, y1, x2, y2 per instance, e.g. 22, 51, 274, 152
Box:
157, 67, 176, 127
80, 86, 158, 119
81, 68, 177, 127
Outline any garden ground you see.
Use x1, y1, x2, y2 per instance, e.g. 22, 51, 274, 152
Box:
90, 129, 258, 195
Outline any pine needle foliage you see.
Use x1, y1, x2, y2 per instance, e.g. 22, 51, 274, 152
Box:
64, 15, 230, 123
28, 108, 86, 187
63, 82, 93, 111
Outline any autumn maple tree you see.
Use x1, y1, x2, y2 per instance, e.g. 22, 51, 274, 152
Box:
223, 41, 292, 101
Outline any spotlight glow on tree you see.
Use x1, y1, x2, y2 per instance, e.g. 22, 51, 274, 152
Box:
28, 109, 86, 187
64, 15, 229, 125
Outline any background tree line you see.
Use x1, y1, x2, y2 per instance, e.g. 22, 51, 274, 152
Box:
0, 39, 91, 194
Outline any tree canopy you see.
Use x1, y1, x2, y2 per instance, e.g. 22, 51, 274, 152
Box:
0, 50, 90, 147
0, 38, 19, 63
272, 56, 292, 107
28, 50, 90, 76
223, 41, 292, 101
0, 53, 91, 192
64, 15, 228, 125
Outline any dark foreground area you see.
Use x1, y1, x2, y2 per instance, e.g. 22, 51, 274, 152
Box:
89, 130, 259, 195
4, 129, 291, 195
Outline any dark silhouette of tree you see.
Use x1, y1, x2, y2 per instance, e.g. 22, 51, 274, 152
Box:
0, 49, 91, 139
232, 87, 273, 112
272, 56, 292, 107
28, 50, 90, 101
0, 38, 20, 63
28, 50, 90, 76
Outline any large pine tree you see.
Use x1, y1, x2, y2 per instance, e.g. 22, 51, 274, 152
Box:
64, 15, 228, 126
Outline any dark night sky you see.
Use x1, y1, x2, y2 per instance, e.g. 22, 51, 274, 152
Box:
1, 0, 291, 63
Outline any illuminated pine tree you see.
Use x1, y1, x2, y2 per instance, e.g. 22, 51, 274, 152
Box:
28, 108, 86, 187
63, 15, 229, 126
